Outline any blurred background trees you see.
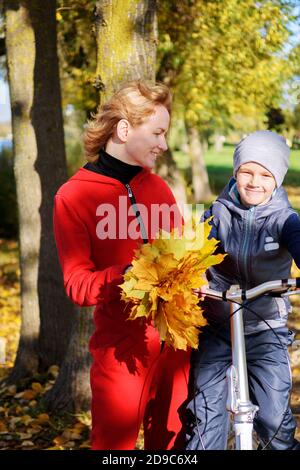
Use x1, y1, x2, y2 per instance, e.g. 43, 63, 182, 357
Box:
158, 0, 298, 200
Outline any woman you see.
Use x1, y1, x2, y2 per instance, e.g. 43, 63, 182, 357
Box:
53, 81, 190, 450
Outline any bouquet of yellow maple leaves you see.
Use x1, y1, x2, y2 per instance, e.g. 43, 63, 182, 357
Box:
120, 218, 225, 351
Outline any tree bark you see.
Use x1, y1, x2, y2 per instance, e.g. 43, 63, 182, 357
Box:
47, 0, 158, 416
186, 124, 212, 203
4, 0, 74, 383
93, 0, 186, 204
45, 0, 159, 416
94, 0, 157, 101
44, 307, 94, 413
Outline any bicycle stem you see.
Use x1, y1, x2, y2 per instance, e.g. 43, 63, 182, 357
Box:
221, 287, 258, 449
230, 298, 249, 404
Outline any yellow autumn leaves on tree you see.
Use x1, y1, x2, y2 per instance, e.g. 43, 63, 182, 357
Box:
120, 218, 225, 351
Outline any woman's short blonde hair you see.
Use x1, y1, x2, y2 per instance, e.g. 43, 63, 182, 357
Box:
83, 80, 172, 162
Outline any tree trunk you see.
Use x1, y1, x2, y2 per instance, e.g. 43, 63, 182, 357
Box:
45, 0, 159, 416
94, 0, 157, 101
186, 124, 212, 203
44, 307, 94, 413
45, 0, 157, 413
4, 0, 74, 383
93, 0, 186, 204
213, 133, 225, 153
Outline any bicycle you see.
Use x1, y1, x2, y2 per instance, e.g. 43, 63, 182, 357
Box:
197, 277, 300, 450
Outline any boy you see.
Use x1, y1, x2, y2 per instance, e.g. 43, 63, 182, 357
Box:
186, 130, 300, 450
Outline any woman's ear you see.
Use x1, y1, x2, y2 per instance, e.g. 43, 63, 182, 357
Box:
116, 119, 130, 142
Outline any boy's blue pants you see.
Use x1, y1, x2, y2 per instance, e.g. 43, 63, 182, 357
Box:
185, 325, 299, 450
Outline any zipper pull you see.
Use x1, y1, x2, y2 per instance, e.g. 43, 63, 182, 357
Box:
125, 183, 133, 198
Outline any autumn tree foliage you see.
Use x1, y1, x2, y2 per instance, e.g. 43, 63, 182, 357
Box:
56, 0, 98, 114
54, 1, 297, 202
158, 0, 296, 200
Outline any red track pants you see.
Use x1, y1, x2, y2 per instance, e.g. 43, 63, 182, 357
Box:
90, 333, 190, 450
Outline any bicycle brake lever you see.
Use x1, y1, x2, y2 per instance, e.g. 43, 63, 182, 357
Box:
268, 291, 288, 297
270, 287, 300, 297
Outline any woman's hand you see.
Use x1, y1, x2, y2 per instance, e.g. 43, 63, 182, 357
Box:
193, 285, 207, 300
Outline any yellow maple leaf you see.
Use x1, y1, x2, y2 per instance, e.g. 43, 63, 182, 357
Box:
79, 440, 92, 449
48, 365, 59, 378
21, 389, 37, 401
31, 382, 43, 393
35, 413, 50, 425
53, 435, 67, 446
0, 420, 8, 433
20, 415, 33, 425
47, 445, 64, 450
120, 217, 226, 350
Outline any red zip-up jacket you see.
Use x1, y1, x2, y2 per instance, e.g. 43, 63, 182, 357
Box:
53, 166, 190, 450
53, 167, 181, 335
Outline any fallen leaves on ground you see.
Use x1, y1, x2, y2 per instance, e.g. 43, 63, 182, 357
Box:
0, 365, 91, 450
0, 240, 91, 450
0, 239, 20, 370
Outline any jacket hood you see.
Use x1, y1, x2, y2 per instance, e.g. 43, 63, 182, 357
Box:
69, 167, 150, 186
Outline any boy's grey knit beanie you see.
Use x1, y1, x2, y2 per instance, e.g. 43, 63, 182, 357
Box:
233, 130, 290, 187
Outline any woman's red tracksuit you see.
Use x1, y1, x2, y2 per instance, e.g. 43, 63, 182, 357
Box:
53, 167, 190, 450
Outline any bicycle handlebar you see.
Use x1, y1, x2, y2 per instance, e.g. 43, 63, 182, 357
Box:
203, 278, 300, 302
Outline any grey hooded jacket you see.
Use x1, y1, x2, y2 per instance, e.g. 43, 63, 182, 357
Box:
204, 178, 298, 335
